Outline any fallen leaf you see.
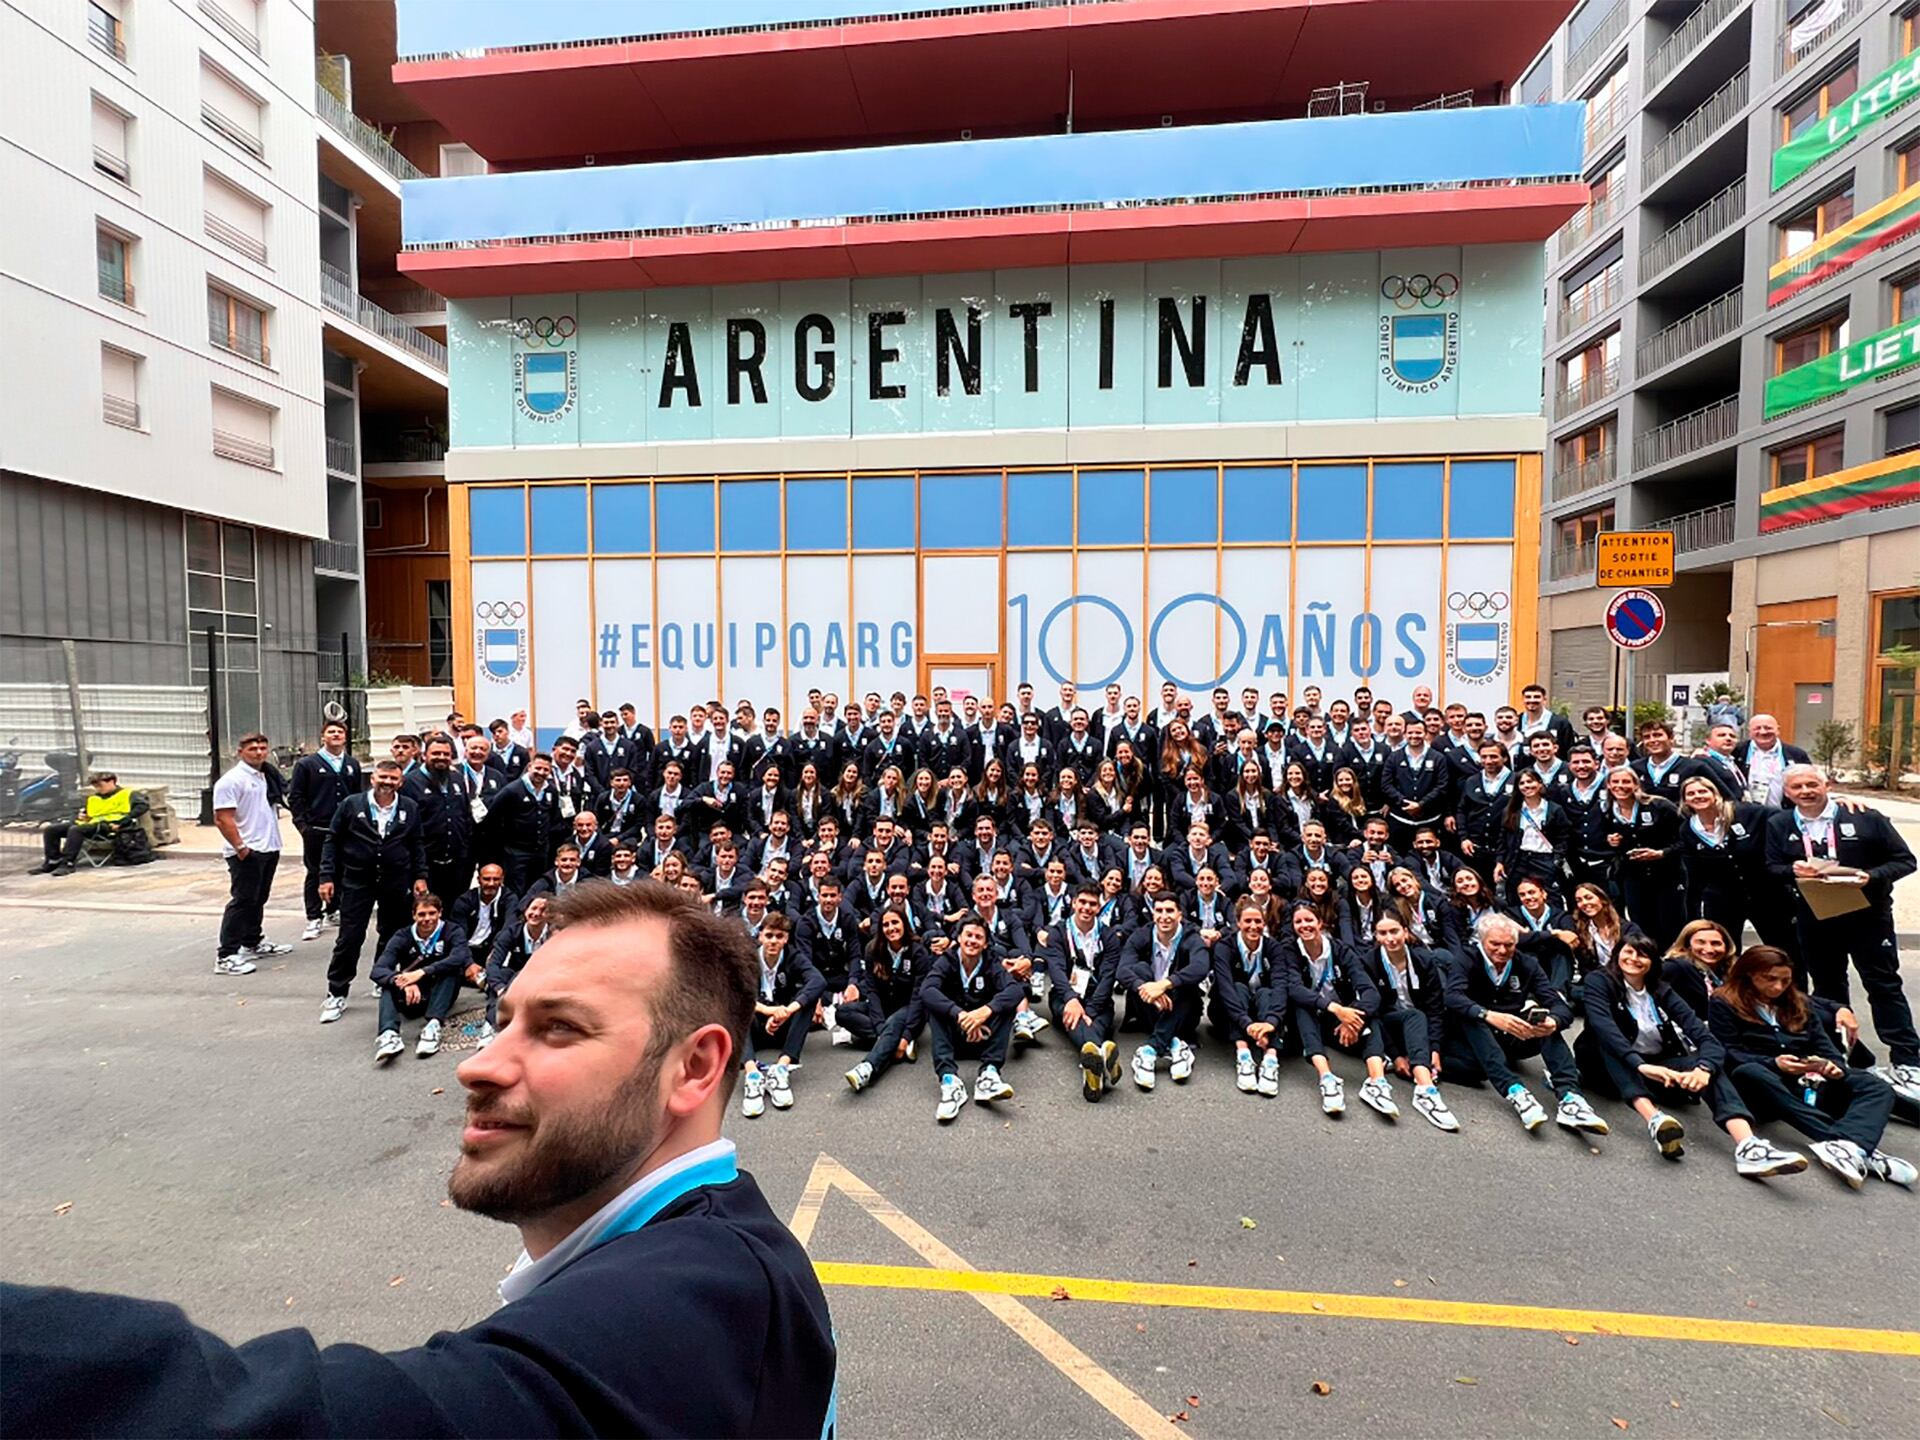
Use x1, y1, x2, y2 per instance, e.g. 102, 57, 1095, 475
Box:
1187, 1259, 1198, 1268
388, 1275, 406, 1287
1135, 1323, 1147, 1333
430, 1088, 445, 1096
1453, 1377, 1478, 1386
440, 1198, 453, 1208
1564, 1335, 1581, 1346
1392, 1279, 1408, 1288
1310, 1301, 1326, 1312
1239, 1216, 1258, 1230
1048, 1285, 1071, 1302
236, 999, 247, 1006
1169, 1411, 1190, 1424
52, 1202, 73, 1217
1275, 1254, 1286, 1263
1186, 1395, 1200, 1407
1611, 1420, 1630, 1432
1310, 1381, 1332, 1397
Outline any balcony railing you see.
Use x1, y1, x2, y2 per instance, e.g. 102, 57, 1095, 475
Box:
1632, 394, 1739, 471
97, 264, 132, 306
314, 83, 424, 185
1642, 68, 1748, 187
364, 433, 449, 464
319, 261, 448, 372
324, 434, 357, 475
87, 8, 125, 61
1567, 1, 1629, 84
93, 145, 129, 183
204, 212, 266, 263
362, 279, 446, 317
198, 0, 261, 53
213, 429, 274, 468
209, 320, 270, 367
1647, 0, 1743, 91
1554, 359, 1621, 419
1584, 86, 1632, 155
1557, 271, 1623, 337
1557, 192, 1620, 260
102, 394, 139, 429
1640, 176, 1745, 282
201, 101, 263, 158
314, 537, 358, 574
1550, 538, 1599, 581
1782, 0, 1864, 71
1638, 288, 1743, 375
1657, 500, 1737, 553
1551, 449, 1618, 502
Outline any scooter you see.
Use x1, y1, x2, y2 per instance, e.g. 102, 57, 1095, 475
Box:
0, 741, 83, 824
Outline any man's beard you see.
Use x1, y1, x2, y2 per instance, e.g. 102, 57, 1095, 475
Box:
448, 1039, 668, 1226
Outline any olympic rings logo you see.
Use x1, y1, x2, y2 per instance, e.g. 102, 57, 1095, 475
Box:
475, 601, 526, 624
1380, 273, 1460, 311
509, 315, 576, 347
1447, 590, 1509, 619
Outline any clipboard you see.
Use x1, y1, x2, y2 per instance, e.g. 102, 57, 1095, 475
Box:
1796, 866, 1871, 920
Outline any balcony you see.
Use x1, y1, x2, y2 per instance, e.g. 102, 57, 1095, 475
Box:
314, 537, 358, 574
1646, 0, 1744, 92
320, 261, 447, 372
1640, 177, 1745, 283
201, 101, 263, 158
204, 212, 266, 263
1657, 500, 1737, 554
1584, 86, 1632, 158
87, 8, 125, 61
1642, 68, 1748, 188
324, 434, 356, 476
314, 81, 423, 188
1782, 0, 1864, 71
1637, 288, 1743, 375
102, 394, 139, 429
212, 429, 274, 468
1557, 192, 1620, 261
1632, 395, 1739, 471
1550, 449, 1618, 503
1553, 359, 1621, 420
1556, 272, 1623, 339
1567, 2, 1630, 86
364, 432, 448, 464
1550, 538, 1599, 581
97, 264, 132, 307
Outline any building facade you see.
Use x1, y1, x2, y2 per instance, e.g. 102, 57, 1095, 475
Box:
1527, 0, 1920, 753
392, 0, 1586, 740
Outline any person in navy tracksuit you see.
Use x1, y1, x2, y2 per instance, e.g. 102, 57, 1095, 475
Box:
1597, 766, 1685, 953
1043, 885, 1126, 1101
1210, 898, 1288, 1099
842, 904, 932, 1096
739, 913, 824, 1119
1278, 906, 1398, 1119
1119, 894, 1210, 1091
369, 894, 469, 1064
1356, 912, 1459, 1131
920, 914, 1021, 1121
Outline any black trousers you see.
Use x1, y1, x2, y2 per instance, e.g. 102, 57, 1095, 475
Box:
219, 851, 280, 958
298, 826, 334, 921
326, 878, 413, 998
927, 1008, 1013, 1077
1442, 1020, 1580, 1098
1124, 985, 1200, 1052
1726, 1061, 1893, 1151
1375, 1007, 1432, 1068
377, 972, 462, 1033
857, 1006, 924, 1079
1572, 1030, 1752, 1127
1290, 1005, 1384, 1061
1797, 908, 1920, 1068
1618, 862, 1685, 953
1206, 981, 1274, 1049
745, 1010, 809, 1066
1050, 990, 1115, 1048
41, 822, 96, 867
427, 858, 474, 912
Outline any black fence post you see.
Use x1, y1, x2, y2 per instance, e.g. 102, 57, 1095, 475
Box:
196, 625, 222, 826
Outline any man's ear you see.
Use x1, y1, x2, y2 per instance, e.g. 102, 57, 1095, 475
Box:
666, 1023, 734, 1119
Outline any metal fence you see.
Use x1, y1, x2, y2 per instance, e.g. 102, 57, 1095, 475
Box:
1642, 68, 1748, 187
1637, 288, 1743, 375
1640, 177, 1746, 282
1647, 0, 1741, 90
1632, 395, 1740, 472
319, 261, 449, 372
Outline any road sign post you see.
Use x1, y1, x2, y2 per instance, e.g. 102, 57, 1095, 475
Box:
1605, 589, 1667, 733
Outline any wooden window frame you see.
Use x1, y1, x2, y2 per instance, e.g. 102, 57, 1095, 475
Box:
1774, 310, 1850, 375
1768, 427, 1847, 488
1777, 183, 1857, 261
208, 284, 269, 365
1781, 60, 1861, 145
1893, 269, 1920, 324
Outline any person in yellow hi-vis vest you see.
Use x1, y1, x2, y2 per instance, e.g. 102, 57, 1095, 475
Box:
35, 772, 149, 876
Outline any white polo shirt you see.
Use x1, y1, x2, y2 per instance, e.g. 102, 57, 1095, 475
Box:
212, 761, 282, 856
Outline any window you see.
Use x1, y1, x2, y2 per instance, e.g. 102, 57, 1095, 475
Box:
96, 224, 132, 305
1778, 183, 1856, 259
200, 58, 263, 157
1558, 420, 1614, 468
1782, 59, 1860, 143
1563, 331, 1621, 386
1585, 63, 1628, 142
1905, 7, 1918, 57
210, 386, 274, 468
91, 95, 129, 183
1775, 311, 1850, 373
1887, 399, 1920, 455
1519, 50, 1553, 105
1893, 269, 1920, 322
364, 497, 384, 530
1588, 157, 1626, 211
203, 170, 267, 262
427, 580, 452, 685
199, 0, 259, 53
1900, 132, 1920, 190
1770, 427, 1847, 488
438, 143, 487, 177
187, 516, 261, 746
1555, 505, 1613, 552
87, 0, 125, 61
208, 284, 269, 364
101, 344, 140, 428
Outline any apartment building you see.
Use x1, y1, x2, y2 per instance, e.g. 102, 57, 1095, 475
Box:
1527, 0, 1920, 751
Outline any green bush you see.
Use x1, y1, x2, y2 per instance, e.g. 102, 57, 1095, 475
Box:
1809, 719, 1856, 777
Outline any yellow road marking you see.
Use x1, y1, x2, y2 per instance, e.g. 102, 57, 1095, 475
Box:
789, 1156, 1182, 1439
812, 1260, 1920, 1359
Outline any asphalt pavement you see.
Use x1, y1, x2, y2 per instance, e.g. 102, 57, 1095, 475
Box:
2, 862, 1918, 1438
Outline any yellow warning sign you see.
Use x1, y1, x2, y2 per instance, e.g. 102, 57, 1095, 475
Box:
1596, 531, 1674, 587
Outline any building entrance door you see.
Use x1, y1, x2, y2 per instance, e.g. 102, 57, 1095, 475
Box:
921, 656, 1000, 711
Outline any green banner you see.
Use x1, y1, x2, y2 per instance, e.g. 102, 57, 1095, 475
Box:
1772, 49, 1920, 191
1765, 317, 1920, 418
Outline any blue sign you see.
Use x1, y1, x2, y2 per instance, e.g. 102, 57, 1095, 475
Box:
1605, 589, 1665, 651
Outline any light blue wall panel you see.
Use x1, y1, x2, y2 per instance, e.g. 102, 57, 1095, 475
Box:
1375, 247, 1460, 421
1218, 255, 1297, 425
1459, 244, 1549, 417
779, 279, 852, 439
644, 287, 713, 443
1144, 260, 1222, 428
450, 297, 513, 448
592, 483, 651, 553
920, 272, 996, 434
710, 283, 783, 441
851, 275, 924, 436
510, 294, 581, 447
1295, 253, 1377, 422
990, 268, 1067, 432
1067, 263, 1146, 430
577, 289, 648, 444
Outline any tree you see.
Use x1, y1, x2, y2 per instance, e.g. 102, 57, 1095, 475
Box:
1808, 719, 1856, 779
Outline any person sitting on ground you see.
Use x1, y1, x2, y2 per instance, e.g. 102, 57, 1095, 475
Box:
739, 913, 821, 1120
1119, 894, 1209, 1092
1211, 897, 1288, 1100
842, 905, 931, 1096
1280, 905, 1395, 1119
1356, 912, 1459, 1132
34, 772, 149, 876
370, 894, 470, 1065
1043, 884, 1127, 1101
920, 914, 1020, 1122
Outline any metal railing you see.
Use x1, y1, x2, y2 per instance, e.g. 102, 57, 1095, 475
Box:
1554, 359, 1621, 419
1782, 0, 1863, 71
201, 101, 263, 158
204, 212, 266, 262
87, 7, 125, 60
1556, 270, 1623, 337
364, 432, 449, 464
314, 83, 424, 185
1657, 500, 1736, 552
1567, 1, 1629, 85
212, 429, 273, 468
1584, 86, 1632, 155
1551, 449, 1617, 501
208, 319, 270, 366
1557, 192, 1620, 260
1550, 538, 1600, 580
1637, 288, 1743, 374
313, 537, 358, 574
102, 394, 139, 428
93, 145, 128, 182
319, 261, 448, 372
198, 0, 260, 52
324, 434, 357, 474
362, 279, 446, 317
1640, 176, 1745, 282
1643, 68, 1748, 187
97, 264, 133, 306
1647, 0, 1744, 90
1632, 394, 1739, 471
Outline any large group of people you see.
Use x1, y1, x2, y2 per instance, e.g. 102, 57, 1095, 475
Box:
200, 678, 1918, 1187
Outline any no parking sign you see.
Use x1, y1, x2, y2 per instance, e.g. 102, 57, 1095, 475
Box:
1605, 589, 1665, 651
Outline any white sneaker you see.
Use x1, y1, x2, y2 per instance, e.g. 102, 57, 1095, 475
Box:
904, 1039, 917, 1063
768, 1062, 794, 1109
1883, 1064, 1920, 1106
828, 1026, 854, 1047
319, 995, 347, 1023
1556, 1093, 1610, 1134
1235, 1050, 1257, 1093
845, 1061, 873, 1092
1413, 1085, 1459, 1132
1811, 1139, 1866, 1189
214, 955, 257, 976
1257, 1051, 1281, 1098
373, 1030, 403, 1064
252, 938, 292, 957
415, 1020, 442, 1058
1358, 1076, 1399, 1118
936, 1074, 968, 1123
1132, 1045, 1157, 1091
1646, 1110, 1684, 1158
974, 1066, 1013, 1103
476, 1022, 496, 1048
1011, 1011, 1039, 1046
1733, 1136, 1807, 1178
301, 919, 324, 942
1318, 1072, 1345, 1115
1027, 974, 1044, 1002
741, 1068, 766, 1118
1866, 1148, 1918, 1187
1508, 1085, 1548, 1131
1168, 1039, 1195, 1083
